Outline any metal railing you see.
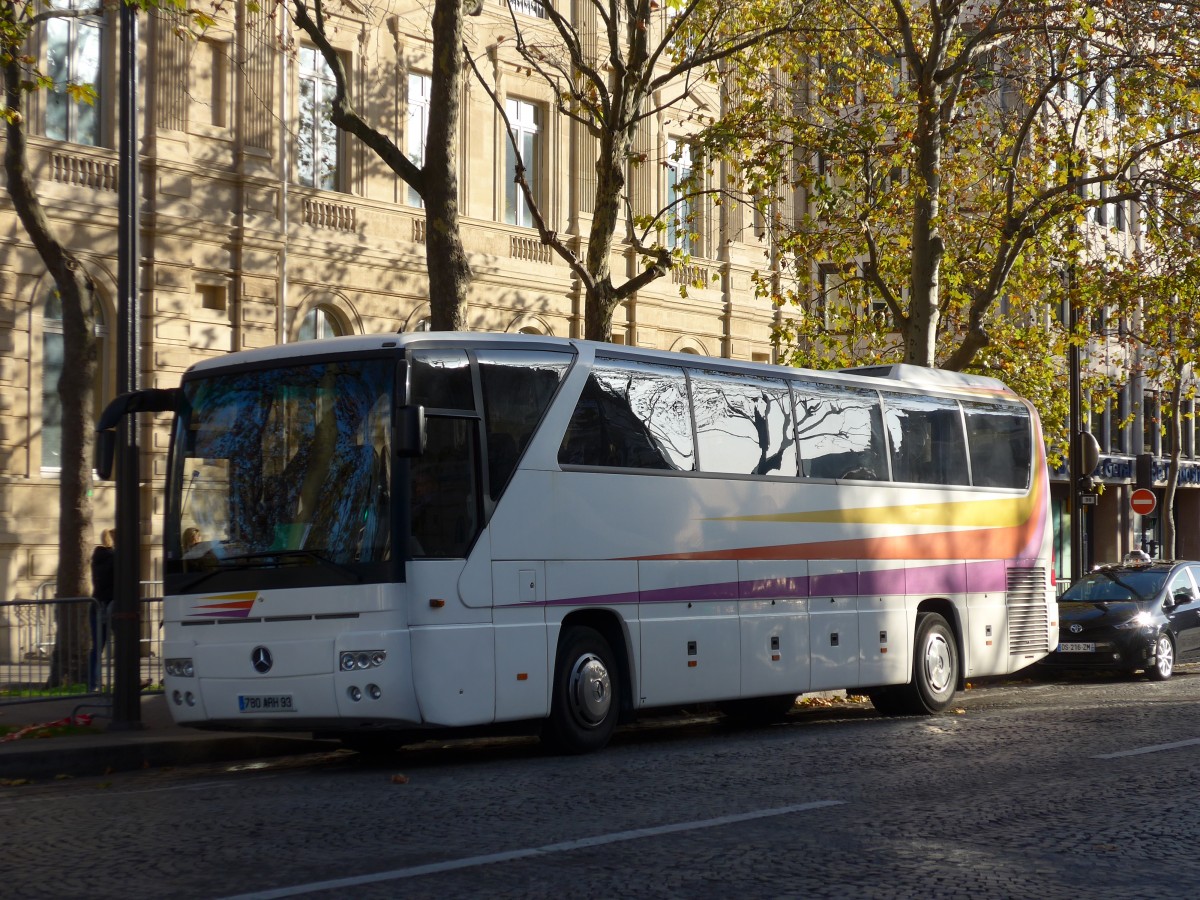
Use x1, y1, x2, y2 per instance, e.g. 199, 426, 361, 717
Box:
0, 582, 164, 706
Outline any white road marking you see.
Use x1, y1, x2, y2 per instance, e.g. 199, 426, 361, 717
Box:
1093, 736, 1200, 759
220, 800, 845, 900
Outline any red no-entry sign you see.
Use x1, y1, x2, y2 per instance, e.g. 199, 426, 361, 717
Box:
1130, 488, 1157, 516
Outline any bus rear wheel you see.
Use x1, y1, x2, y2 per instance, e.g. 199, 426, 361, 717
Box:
890, 612, 959, 715
542, 626, 620, 754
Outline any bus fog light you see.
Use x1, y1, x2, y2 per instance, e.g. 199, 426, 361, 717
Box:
348, 686, 362, 702
340, 650, 386, 671
368, 684, 381, 700
185, 692, 196, 707
172, 690, 183, 706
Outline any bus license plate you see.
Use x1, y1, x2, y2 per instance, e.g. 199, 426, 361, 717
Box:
1057, 642, 1095, 653
238, 694, 296, 713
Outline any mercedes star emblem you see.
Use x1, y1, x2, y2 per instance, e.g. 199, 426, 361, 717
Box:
251, 646, 273, 673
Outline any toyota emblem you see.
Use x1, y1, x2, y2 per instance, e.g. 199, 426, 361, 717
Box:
251, 646, 273, 673
1069, 624, 1083, 634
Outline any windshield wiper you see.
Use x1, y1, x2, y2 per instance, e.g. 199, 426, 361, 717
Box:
176, 548, 363, 591
176, 559, 253, 593
226, 549, 364, 583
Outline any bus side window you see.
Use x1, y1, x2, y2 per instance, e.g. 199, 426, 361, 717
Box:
963, 401, 1031, 489
559, 361, 695, 471
478, 349, 572, 500
793, 382, 887, 480
410, 417, 481, 558
883, 393, 969, 486
692, 370, 796, 477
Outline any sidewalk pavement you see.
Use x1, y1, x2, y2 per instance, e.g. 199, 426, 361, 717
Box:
0, 694, 338, 781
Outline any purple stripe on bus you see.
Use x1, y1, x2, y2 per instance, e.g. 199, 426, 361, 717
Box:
856, 567, 907, 595
966, 560, 1009, 593
640, 581, 740, 604
738, 576, 811, 599
902, 563, 966, 595
541, 559, 1036, 608
809, 571, 858, 596
543, 590, 640, 607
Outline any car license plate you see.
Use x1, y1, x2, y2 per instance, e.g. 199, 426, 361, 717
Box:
238, 694, 296, 713
1057, 642, 1095, 653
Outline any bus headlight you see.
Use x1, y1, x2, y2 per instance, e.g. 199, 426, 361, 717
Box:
340, 650, 386, 671
166, 658, 195, 677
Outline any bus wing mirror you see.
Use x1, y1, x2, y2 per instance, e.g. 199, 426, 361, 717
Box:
95, 388, 181, 480
396, 405, 426, 457
95, 428, 117, 480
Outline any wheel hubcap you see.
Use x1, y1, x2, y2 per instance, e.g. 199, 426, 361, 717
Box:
568, 653, 611, 726
1158, 637, 1174, 676
924, 633, 953, 694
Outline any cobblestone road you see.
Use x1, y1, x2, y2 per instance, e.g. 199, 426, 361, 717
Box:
6, 668, 1200, 899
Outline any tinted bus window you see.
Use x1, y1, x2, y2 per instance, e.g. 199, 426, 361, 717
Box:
478, 350, 572, 499
883, 393, 969, 485
692, 370, 797, 476
963, 400, 1031, 489
410, 349, 474, 410
793, 382, 887, 480
410, 416, 481, 557
560, 359, 695, 471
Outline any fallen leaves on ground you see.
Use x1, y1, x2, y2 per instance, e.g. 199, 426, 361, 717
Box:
0, 714, 95, 743
797, 694, 870, 708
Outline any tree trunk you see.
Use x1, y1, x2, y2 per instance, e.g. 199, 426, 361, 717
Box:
5, 52, 96, 686
423, 0, 470, 331
1163, 368, 1184, 560
581, 131, 631, 342
584, 279, 620, 343
904, 84, 944, 368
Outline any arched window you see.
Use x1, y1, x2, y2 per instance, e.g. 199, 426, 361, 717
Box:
41, 290, 108, 469
298, 306, 342, 341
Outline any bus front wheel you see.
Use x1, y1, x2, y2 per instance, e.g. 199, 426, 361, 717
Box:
889, 612, 959, 715
543, 626, 620, 754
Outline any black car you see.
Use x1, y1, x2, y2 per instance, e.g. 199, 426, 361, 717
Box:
1041, 560, 1200, 680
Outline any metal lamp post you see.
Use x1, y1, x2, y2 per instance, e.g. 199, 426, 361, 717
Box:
112, 0, 141, 730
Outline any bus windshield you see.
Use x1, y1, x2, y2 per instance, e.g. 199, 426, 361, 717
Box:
166, 358, 394, 583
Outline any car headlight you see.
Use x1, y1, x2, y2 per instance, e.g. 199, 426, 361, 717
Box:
1116, 611, 1156, 630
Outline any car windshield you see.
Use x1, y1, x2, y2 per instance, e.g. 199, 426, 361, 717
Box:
1061, 569, 1169, 603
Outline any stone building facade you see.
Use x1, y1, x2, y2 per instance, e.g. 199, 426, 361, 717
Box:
0, 1, 780, 604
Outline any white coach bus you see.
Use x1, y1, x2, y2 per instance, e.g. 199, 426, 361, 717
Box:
133, 333, 1054, 753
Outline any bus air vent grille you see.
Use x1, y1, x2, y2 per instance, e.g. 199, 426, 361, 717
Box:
1005, 567, 1049, 654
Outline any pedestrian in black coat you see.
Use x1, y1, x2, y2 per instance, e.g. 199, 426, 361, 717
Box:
89, 528, 115, 691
